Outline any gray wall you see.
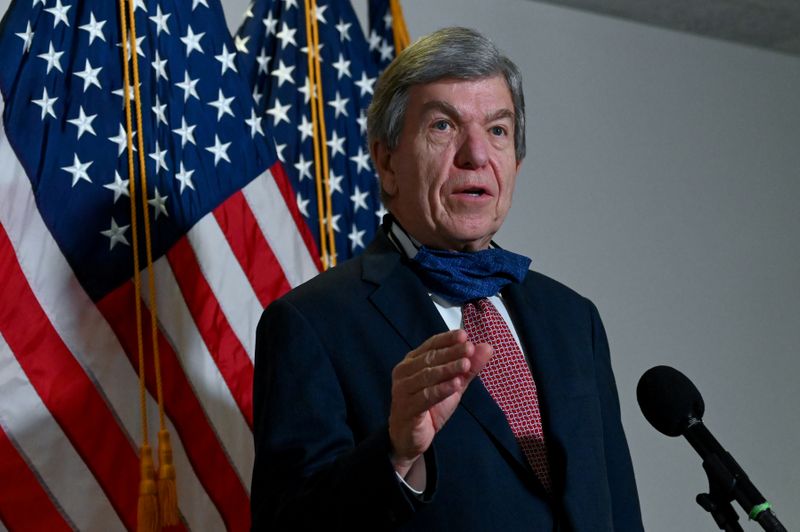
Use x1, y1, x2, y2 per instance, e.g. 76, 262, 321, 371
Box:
2, 0, 797, 529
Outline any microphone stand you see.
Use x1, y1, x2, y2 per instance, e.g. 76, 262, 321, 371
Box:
686, 419, 787, 532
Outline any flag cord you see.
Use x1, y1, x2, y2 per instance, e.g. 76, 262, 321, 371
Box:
118, 0, 179, 526
117, 2, 159, 530
304, 0, 336, 269
389, 0, 410, 53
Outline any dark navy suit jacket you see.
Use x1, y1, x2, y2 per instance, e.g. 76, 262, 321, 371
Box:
251, 229, 643, 531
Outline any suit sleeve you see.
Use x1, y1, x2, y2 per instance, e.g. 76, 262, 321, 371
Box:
250, 298, 435, 531
589, 301, 645, 531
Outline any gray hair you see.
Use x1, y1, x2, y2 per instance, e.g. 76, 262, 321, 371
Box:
367, 27, 526, 161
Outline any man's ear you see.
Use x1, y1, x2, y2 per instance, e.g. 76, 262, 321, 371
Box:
371, 140, 398, 197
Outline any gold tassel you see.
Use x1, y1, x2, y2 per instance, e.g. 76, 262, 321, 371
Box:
138, 443, 159, 532
157, 429, 180, 526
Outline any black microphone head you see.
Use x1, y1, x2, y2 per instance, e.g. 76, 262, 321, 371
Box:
637, 365, 705, 437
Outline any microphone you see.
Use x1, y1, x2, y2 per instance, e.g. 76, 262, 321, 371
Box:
637, 366, 786, 532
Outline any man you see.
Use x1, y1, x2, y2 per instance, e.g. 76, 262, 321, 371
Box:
251, 27, 643, 531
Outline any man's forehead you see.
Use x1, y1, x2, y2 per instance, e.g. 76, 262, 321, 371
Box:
407, 76, 514, 117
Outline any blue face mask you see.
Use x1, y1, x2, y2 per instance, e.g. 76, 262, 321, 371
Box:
410, 245, 531, 305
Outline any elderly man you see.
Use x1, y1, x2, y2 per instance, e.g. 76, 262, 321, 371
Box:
251, 27, 643, 531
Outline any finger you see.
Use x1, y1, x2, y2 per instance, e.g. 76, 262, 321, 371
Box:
404, 375, 465, 414
397, 340, 473, 379
401, 356, 472, 395
407, 329, 468, 360
464, 343, 493, 381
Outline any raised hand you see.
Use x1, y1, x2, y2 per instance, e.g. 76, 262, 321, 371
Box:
388, 329, 492, 477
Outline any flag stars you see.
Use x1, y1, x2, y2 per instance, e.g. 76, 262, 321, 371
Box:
271, 59, 295, 87
348, 224, 366, 250
215, 44, 238, 75
245, 109, 264, 138
206, 134, 231, 166
267, 98, 291, 125
296, 193, 309, 217
109, 124, 136, 156
355, 72, 376, 96
117, 34, 145, 61
148, 5, 171, 36
152, 51, 168, 81
378, 40, 394, 62
294, 153, 312, 181
297, 115, 313, 142
192, 0, 209, 11
336, 18, 352, 42
181, 26, 205, 57
208, 89, 235, 121
152, 96, 168, 125
15, 22, 34, 52
274, 141, 287, 162
262, 11, 278, 35
325, 213, 341, 233
79, 13, 106, 44
172, 117, 197, 147
375, 203, 389, 220
256, 48, 271, 74
74, 58, 102, 91
298, 77, 313, 104
104, 171, 130, 202
356, 109, 368, 134
101, 218, 130, 250
350, 146, 371, 173
176, 71, 200, 102
45, 0, 71, 28
148, 188, 169, 219
350, 185, 369, 212
328, 170, 343, 195
38, 42, 64, 74
149, 141, 169, 173
112, 83, 138, 105
32, 87, 57, 120
67, 106, 97, 139
327, 91, 349, 118
62, 154, 92, 186
368, 29, 381, 51
332, 53, 351, 80
175, 162, 195, 193
327, 130, 346, 158
313, 4, 327, 24
283, 0, 298, 10
383, 12, 393, 29
234, 34, 250, 53
276, 22, 297, 49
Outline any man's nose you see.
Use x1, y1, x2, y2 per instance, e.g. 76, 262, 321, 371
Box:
454, 129, 489, 169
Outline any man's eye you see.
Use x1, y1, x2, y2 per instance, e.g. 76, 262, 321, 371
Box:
433, 120, 450, 131
490, 125, 507, 136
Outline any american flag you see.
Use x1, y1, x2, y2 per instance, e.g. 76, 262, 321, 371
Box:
233, 0, 384, 267
367, 0, 399, 71
0, 0, 318, 528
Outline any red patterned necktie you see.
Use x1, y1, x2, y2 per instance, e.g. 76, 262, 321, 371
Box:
462, 298, 551, 492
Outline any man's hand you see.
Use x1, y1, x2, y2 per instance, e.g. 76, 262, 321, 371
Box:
388, 329, 492, 477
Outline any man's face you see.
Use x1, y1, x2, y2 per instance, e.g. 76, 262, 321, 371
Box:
373, 75, 521, 252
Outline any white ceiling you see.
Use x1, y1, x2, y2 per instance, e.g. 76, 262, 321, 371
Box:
533, 0, 800, 57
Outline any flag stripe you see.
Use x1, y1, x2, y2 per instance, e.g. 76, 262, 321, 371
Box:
0, 127, 227, 530
213, 189, 292, 308
166, 236, 255, 426
187, 211, 263, 362
0, 423, 72, 532
266, 162, 323, 272
0, 223, 138, 531
0, 331, 125, 532
243, 166, 321, 287
98, 281, 251, 531
151, 257, 255, 484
